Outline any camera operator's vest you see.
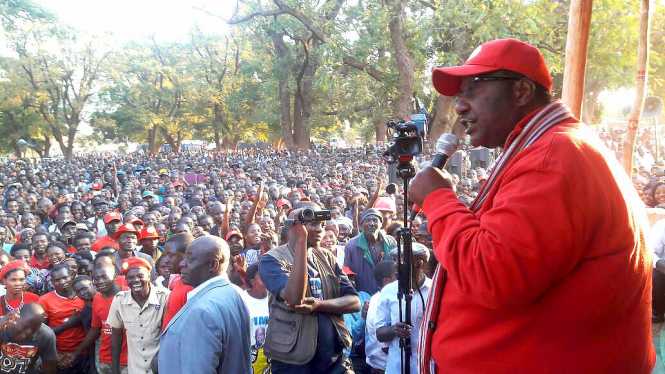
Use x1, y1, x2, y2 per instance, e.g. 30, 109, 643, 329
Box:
264, 244, 352, 365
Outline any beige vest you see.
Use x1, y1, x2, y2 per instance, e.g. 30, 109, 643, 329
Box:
264, 244, 352, 364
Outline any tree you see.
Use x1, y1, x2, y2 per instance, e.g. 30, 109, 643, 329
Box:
229, 0, 346, 149
11, 25, 110, 159
0, 0, 53, 31
0, 63, 50, 157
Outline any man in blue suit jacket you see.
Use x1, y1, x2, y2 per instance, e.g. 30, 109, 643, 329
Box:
158, 235, 251, 374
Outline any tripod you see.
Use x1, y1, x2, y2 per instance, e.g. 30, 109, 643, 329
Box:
394, 158, 417, 374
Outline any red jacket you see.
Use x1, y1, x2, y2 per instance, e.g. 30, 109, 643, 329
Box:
423, 120, 654, 373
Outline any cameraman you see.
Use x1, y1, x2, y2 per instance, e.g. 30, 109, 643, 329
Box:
259, 206, 360, 373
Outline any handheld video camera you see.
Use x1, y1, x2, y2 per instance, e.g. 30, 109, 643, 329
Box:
285, 208, 331, 227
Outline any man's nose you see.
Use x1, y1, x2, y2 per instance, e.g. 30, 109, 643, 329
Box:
454, 97, 470, 115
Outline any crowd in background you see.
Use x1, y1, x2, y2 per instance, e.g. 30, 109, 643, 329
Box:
0, 129, 661, 373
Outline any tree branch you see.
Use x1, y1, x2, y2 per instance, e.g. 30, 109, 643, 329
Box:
342, 56, 388, 81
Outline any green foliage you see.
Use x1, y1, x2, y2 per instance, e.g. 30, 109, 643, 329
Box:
0, 0, 662, 153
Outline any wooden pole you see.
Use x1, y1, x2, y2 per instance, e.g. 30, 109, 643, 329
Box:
561, 0, 593, 119
622, 0, 653, 176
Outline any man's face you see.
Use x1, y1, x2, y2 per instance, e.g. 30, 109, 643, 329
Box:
362, 216, 381, 236
228, 236, 244, 255
32, 234, 48, 255
454, 74, 520, 148
71, 204, 83, 220
141, 238, 159, 251
6, 201, 18, 214
126, 268, 151, 296
181, 245, 213, 288
210, 206, 224, 224
62, 223, 76, 239
92, 265, 116, 294
75, 238, 92, 253
73, 279, 96, 302
106, 220, 121, 235
118, 233, 137, 254
198, 216, 213, 232
51, 268, 73, 294
305, 221, 325, 248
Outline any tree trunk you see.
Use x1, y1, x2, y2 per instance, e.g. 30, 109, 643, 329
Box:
279, 78, 294, 149
42, 135, 50, 157
222, 137, 237, 150
293, 91, 306, 149
623, 0, 653, 176
148, 125, 160, 155
374, 117, 387, 143
160, 127, 181, 153
387, 0, 415, 120
294, 61, 316, 150
213, 103, 223, 152
429, 95, 455, 140
13, 144, 22, 159
213, 125, 222, 153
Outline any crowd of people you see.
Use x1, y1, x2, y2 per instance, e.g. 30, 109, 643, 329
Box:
0, 116, 661, 373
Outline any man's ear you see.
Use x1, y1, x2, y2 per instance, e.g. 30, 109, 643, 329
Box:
513, 79, 537, 107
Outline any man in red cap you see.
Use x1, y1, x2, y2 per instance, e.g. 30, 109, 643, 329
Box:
138, 226, 161, 261
108, 257, 168, 374
409, 38, 654, 373
91, 212, 122, 253
112, 223, 154, 276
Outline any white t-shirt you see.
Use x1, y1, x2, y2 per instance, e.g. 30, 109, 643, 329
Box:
241, 292, 269, 374
365, 291, 388, 370
376, 278, 432, 374
650, 219, 665, 266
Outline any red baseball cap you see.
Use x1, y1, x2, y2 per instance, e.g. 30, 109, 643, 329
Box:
139, 226, 159, 241
103, 212, 122, 224
276, 198, 292, 209
112, 223, 139, 240
432, 38, 553, 96
120, 257, 152, 275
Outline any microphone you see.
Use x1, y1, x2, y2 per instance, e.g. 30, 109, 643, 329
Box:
431, 133, 459, 169
409, 133, 459, 221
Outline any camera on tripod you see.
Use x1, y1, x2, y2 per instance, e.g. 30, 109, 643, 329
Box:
383, 120, 423, 164
285, 208, 331, 227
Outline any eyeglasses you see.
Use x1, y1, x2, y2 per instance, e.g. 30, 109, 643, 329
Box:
456, 74, 523, 103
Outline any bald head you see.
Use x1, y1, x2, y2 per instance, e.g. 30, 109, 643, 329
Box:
181, 235, 230, 287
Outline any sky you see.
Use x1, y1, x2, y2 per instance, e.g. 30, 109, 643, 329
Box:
34, 0, 235, 43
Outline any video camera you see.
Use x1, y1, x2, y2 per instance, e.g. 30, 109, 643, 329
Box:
285, 208, 331, 227
383, 120, 423, 164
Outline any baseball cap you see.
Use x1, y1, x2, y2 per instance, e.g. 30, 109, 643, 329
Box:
103, 211, 122, 224
432, 38, 553, 96
225, 230, 243, 241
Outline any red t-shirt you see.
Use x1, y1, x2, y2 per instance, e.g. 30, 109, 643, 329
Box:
91, 236, 119, 252
161, 278, 193, 330
114, 275, 128, 289
29, 256, 50, 270
91, 293, 128, 365
0, 292, 40, 316
38, 292, 86, 352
